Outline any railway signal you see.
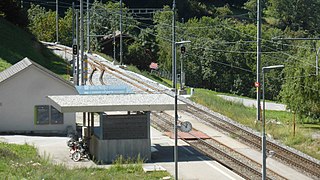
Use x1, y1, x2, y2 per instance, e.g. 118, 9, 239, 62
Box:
181, 46, 185, 54
72, 45, 78, 55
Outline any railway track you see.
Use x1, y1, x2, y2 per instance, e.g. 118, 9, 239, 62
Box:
151, 112, 286, 179
184, 106, 320, 178
94, 56, 319, 178
47, 43, 320, 179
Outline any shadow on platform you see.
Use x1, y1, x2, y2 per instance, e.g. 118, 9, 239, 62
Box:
151, 144, 211, 163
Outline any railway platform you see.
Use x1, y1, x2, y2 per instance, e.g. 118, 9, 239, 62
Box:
164, 110, 312, 180
150, 126, 243, 180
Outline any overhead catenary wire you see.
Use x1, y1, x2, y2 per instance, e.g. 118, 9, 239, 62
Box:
93, 9, 319, 72
25, 1, 320, 52
184, 52, 254, 73
115, 17, 319, 72
53, 2, 318, 76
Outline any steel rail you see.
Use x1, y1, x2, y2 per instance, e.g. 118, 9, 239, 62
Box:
48, 43, 320, 179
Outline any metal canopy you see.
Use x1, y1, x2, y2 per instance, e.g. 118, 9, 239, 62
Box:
47, 94, 187, 112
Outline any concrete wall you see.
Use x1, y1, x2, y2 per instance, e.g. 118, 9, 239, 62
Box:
90, 112, 151, 163
0, 65, 77, 134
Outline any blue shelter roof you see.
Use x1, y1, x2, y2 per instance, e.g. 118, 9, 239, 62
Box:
76, 85, 134, 95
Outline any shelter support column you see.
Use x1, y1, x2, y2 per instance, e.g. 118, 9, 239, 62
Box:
91, 113, 94, 136
87, 112, 91, 139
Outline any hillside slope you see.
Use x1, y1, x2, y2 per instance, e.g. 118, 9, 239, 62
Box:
0, 17, 68, 76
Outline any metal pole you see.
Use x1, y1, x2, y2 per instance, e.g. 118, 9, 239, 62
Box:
172, 1, 178, 179
180, 18, 184, 91
180, 49, 184, 90
293, 111, 296, 136
76, 10, 80, 86
262, 70, 266, 180
91, 113, 94, 136
120, 0, 123, 65
80, 0, 84, 85
256, 0, 262, 122
172, 0, 176, 88
86, 0, 90, 52
72, 2, 75, 44
56, 0, 59, 43
72, 2, 75, 84
316, 48, 320, 75
113, 31, 116, 62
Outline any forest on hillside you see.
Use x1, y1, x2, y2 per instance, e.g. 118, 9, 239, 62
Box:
1, 0, 320, 120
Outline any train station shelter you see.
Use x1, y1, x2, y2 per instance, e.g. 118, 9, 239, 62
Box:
47, 93, 187, 163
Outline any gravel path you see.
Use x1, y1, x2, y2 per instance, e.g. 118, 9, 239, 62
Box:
217, 95, 287, 111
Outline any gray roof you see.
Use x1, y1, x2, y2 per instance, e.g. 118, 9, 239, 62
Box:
48, 94, 187, 112
0, 57, 75, 89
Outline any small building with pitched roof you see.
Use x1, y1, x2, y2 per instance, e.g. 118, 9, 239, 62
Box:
0, 57, 78, 135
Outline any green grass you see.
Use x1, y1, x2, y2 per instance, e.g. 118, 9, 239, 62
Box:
93, 51, 113, 62
126, 65, 172, 88
191, 88, 320, 160
0, 17, 69, 77
0, 142, 170, 179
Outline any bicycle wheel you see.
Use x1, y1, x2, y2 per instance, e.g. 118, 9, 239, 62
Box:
72, 151, 81, 162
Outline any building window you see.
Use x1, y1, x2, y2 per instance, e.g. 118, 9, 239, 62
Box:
51, 106, 63, 124
35, 105, 49, 124
35, 105, 63, 125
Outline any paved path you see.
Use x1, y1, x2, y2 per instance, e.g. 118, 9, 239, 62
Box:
0, 129, 244, 180
0, 135, 97, 168
217, 95, 287, 111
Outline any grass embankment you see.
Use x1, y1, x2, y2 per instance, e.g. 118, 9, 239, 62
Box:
0, 142, 170, 179
126, 65, 172, 87
0, 18, 69, 78
191, 88, 320, 160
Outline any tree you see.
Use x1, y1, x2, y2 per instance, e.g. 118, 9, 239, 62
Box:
89, 1, 137, 52
27, 4, 73, 45
153, 6, 173, 71
280, 43, 320, 119
59, 8, 73, 46
265, 0, 320, 33
125, 28, 158, 70
28, 4, 56, 42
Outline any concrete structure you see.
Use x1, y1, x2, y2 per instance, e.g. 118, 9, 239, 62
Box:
91, 112, 151, 163
48, 93, 186, 163
0, 58, 77, 135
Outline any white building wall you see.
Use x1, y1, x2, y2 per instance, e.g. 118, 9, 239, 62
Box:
0, 66, 77, 134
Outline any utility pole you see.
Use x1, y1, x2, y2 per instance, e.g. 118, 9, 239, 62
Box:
180, 18, 185, 93
172, 1, 178, 179
80, 0, 84, 85
172, 0, 176, 88
56, 0, 59, 43
256, 0, 263, 178
76, 10, 80, 86
72, 2, 75, 45
86, 0, 90, 53
120, 0, 123, 65
256, 0, 262, 124
72, 2, 76, 85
